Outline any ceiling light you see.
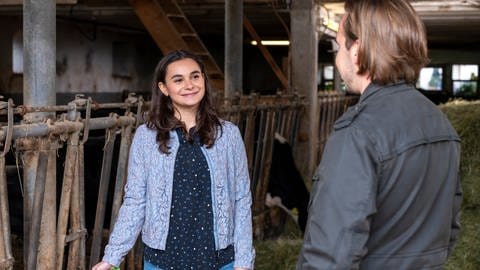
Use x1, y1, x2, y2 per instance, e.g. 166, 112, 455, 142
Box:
250, 40, 290, 46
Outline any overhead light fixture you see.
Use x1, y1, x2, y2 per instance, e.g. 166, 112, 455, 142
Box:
250, 40, 290, 46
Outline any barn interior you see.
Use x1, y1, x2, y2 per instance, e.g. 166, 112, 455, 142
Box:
0, 0, 479, 269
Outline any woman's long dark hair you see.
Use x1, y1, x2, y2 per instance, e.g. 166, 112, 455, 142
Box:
146, 50, 222, 154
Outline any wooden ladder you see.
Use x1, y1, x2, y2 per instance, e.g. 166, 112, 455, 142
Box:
129, 0, 224, 92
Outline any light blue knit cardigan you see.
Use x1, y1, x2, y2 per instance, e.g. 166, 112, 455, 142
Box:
102, 121, 255, 269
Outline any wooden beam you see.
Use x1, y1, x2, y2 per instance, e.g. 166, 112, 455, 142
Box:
129, 0, 224, 91
291, 0, 319, 177
128, 0, 189, 54
243, 15, 289, 90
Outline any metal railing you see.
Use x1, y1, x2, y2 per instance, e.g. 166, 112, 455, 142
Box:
316, 91, 359, 166
0, 92, 306, 269
0, 90, 359, 269
222, 93, 305, 240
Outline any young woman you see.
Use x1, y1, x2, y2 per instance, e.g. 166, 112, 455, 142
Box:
92, 50, 255, 270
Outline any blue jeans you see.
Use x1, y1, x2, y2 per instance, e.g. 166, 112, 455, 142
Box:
143, 260, 234, 270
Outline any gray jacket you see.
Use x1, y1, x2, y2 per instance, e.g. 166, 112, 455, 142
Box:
103, 122, 255, 268
297, 82, 462, 270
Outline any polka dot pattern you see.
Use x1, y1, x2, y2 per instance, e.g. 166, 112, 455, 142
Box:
144, 128, 233, 269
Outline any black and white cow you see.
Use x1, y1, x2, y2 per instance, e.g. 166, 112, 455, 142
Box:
267, 133, 310, 233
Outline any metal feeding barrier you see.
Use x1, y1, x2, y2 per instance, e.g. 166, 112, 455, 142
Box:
0, 91, 356, 269
316, 91, 359, 165
0, 94, 143, 270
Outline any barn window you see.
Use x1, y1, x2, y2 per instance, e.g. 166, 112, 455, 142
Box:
318, 64, 335, 90
12, 30, 23, 74
416, 66, 443, 91
452, 64, 478, 98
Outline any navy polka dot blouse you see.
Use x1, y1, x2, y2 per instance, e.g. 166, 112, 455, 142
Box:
144, 128, 234, 269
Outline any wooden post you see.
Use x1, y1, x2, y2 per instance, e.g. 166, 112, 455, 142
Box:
290, 0, 319, 178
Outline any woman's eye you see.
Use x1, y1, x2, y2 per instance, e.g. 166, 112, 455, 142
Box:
192, 74, 201, 80
173, 79, 183, 84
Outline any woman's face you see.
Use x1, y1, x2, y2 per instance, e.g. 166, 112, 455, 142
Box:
158, 58, 206, 114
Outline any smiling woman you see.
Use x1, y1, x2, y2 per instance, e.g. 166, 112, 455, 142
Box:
157, 58, 206, 129
147, 50, 221, 154
92, 50, 255, 270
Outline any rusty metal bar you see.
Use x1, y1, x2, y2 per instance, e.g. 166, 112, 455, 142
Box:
0, 101, 150, 116
251, 110, 266, 198
316, 93, 359, 164
89, 125, 118, 268
66, 143, 87, 270
243, 109, 256, 178
79, 143, 87, 269
222, 103, 302, 114
59, 99, 87, 270
252, 110, 276, 239
110, 119, 133, 231
37, 144, 58, 269
0, 157, 14, 270
21, 141, 36, 267
26, 145, 49, 270
290, 108, 302, 148
0, 99, 14, 270
0, 115, 135, 142
56, 129, 80, 270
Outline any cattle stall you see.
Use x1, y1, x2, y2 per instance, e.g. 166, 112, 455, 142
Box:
0, 92, 305, 269
0, 91, 357, 269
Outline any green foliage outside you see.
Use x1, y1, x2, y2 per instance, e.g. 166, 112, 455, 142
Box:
254, 100, 480, 270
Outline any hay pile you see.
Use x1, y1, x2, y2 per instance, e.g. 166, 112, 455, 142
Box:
440, 100, 480, 209
440, 100, 480, 269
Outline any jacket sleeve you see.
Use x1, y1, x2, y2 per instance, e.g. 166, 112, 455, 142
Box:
231, 125, 256, 269
297, 126, 377, 270
102, 126, 148, 266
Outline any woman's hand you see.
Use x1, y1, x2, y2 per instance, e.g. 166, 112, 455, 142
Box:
91, 261, 114, 270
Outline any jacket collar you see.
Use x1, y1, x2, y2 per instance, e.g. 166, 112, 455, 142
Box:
334, 81, 410, 130
359, 80, 409, 104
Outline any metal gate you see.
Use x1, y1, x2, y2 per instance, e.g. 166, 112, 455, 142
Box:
0, 92, 305, 269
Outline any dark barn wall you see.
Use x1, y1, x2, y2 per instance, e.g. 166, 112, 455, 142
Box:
0, 17, 335, 100
55, 21, 162, 102
0, 16, 162, 104
243, 44, 288, 95
0, 16, 23, 97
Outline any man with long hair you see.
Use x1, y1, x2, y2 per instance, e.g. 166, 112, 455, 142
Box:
297, 1, 462, 269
